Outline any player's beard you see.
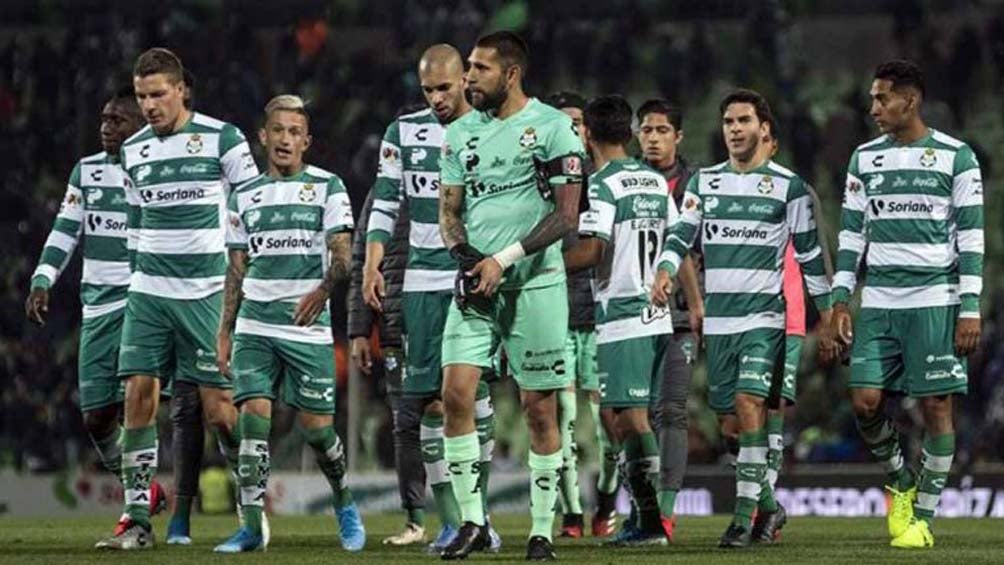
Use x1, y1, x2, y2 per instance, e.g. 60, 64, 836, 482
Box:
469, 82, 508, 113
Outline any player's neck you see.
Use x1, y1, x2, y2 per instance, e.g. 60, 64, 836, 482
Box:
651, 153, 677, 172
269, 161, 306, 179
729, 152, 768, 174
890, 120, 928, 145
447, 102, 473, 124
493, 88, 529, 120
167, 108, 192, 135
592, 144, 629, 170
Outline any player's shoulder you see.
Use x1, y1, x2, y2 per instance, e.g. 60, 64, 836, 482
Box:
929, 129, 969, 151
765, 160, 798, 180
305, 165, 345, 187
698, 161, 729, 176
529, 98, 573, 126
190, 112, 229, 131
233, 173, 268, 195
122, 124, 154, 148
80, 151, 108, 165
853, 134, 892, 154
397, 107, 436, 124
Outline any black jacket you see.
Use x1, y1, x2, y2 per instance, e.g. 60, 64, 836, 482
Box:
565, 231, 595, 330
656, 155, 700, 331
347, 188, 409, 347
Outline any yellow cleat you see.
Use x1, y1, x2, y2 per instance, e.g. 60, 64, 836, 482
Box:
890, 518, 934, 549
885, 484, 916, 538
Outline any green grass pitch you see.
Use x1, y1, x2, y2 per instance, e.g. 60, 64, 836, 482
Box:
1, 514, 1000, 564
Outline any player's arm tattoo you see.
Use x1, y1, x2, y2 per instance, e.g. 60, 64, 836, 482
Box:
439, 183, 468, 249
321, 232, 353, 295
520, 182, 581, 255
221, 248, 248, 333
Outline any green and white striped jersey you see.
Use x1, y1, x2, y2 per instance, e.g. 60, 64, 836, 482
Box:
580, 158, 678, 344
833, 130, 984, 316
659, 160, 831, 336
226, 166, 354, 344
30, 152, 131, 318
120, 112, 259, 299
366, 107, 453, 292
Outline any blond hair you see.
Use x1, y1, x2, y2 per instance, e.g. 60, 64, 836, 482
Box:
264, 94, 309, 121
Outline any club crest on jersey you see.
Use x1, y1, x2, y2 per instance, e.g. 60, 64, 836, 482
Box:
299, 183, 317, 203
186, 133, 203, 154
757, 175, 774, 195
519, 127, 537, 149
920, 147, 937, 168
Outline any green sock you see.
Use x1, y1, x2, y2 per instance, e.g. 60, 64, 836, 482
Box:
624, 432, 661, 532
122, 425, 158, 528
595, 402, 620, 495
90, 426, 123, 479
856, 412, 914, 491
173, 494, 194, 523
407, 508, 426, 527
421, 414, 458, 528
445, 432, 484, 526
734, 429, 768, 528
528, 449, 562, 541
765, 412, 784, 490
914, 433, 954, 524
475, 382, 495, 515
238, 413, 271, 534
658, 489, 678, 517
302, 425, 353, 508
556, 390, 582, 515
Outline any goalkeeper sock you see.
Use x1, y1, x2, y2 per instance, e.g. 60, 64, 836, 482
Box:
238, 413, 271, 534
302, 426, 353, 508
122, 425, 158, 528
445, 432, 484, 526
914, 433, 954, 524
528, 449, 562, 541
557, 390, 583, 515
421, 414, 460, 528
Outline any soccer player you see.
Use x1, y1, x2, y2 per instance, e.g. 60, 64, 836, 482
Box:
637, 98, 704, 539
26, 88, 168, 529
363, 45, 500, 552
564, 95, 686, 547
437, 31, 585, 561
828, 60, 983, 549
94, 48, 260, 550
652, 89, 832, 548
543, 91, 600, 539
213, 94, 364, 552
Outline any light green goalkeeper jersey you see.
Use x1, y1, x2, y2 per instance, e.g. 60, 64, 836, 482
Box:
367, 107, 453, 292
659, 160, 831, 336
833, 129, 984, 317
119, 112, 259, 300
579, 158, 679, 344
439, 97, 586, 290
227, 165, 354, 344
30, 152, 131, 319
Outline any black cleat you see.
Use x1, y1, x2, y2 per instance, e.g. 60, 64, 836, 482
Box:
525, 535, 556, 561
441, 521, 489, 560
751, 503, 787, 543
592, 491, 618, 537
718, 522, 752, 549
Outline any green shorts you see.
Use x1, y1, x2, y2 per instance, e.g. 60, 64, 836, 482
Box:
768, 335, 804, 407
402, 291, 451, 396
118, 291, 228, 389
79, 309, 127, 412
566, 328, 599, 392
232, 333, 336, 414
705, 328, 785, 414
849, 306, 968, 397
598, 334, 670, 408
442, 283, 571, 391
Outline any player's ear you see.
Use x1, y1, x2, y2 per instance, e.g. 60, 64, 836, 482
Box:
676, 129, 684, 145
302, 133, 312, 152
257, 127, 267, 148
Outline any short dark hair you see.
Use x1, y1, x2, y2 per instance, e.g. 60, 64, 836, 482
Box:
719, 88, 774, 126
874, 59, 925, 97
133, 47, 184, 83
475, 30, 529, 75
182, 69, 195, 109
107, 86, 141, 117
545, 91, 585, 111
637, 98, 683, 131
584, 95, 633, 145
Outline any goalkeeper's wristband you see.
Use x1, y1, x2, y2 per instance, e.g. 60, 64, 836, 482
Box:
492, 243, 525, 270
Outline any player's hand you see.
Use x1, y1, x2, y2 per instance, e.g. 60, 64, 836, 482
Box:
689, 301, 705, 346
362, 267, 385, 312
650, 269, 673, 307
832, 303, 854, 347
25, 288, 49, 326
955, 316, 981, 357
216, 331, 233, 379
471, 257, 504, 297
351, 336, 373, 375
294, 287, 329, 326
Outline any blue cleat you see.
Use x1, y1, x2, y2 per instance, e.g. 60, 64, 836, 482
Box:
165, 517, 192, 545
335, 503, 366, 552
427, 524, 459, 554
214, 527, 265, 553
602, 523, 641, 547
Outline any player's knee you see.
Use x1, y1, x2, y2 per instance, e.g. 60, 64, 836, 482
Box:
920, 395, 954, 432
83, 406, 119, 437
521, 397, 557, 436
851, 390, 882, 419
442, 386, 473, 420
